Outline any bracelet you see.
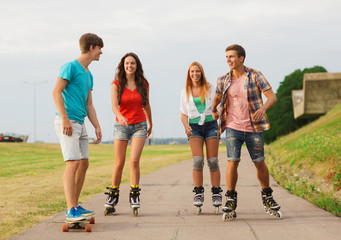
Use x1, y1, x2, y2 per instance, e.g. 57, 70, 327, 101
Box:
212, 109, 217, 113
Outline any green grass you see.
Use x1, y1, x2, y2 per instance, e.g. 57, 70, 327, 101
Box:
0, 143, 225, 240
266, 104, 341, 217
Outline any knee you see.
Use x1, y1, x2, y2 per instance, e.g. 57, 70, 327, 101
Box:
130, 158, 140, 168
207, 157, 219, 171
193, 156, 204, 170
80, 159, 89, 169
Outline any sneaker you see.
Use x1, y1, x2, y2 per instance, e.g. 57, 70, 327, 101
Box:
66, 207, 86, 222
77, 205, 95, 217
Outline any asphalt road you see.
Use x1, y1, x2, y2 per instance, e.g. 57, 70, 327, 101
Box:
11, 148, 341, 240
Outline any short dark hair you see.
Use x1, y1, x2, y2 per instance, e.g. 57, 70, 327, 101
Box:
225, 44, 246, 60
79, 33, 103, 53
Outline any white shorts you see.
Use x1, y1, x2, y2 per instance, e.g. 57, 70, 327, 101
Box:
55, 115, 89, 161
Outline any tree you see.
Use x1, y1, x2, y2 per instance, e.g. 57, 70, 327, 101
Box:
263, 66, 327, 143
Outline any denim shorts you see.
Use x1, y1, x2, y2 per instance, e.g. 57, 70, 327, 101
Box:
113, 121, 148, 140
188, 120, 219, 141
54, 115, 89, 161
225, 128, 265, 163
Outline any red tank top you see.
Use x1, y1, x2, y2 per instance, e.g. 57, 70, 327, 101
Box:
113, 80, 149, 124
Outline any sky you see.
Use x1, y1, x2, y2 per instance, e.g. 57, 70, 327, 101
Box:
1, 0, 340, 143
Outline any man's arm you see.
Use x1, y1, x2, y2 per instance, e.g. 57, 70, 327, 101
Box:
52, 77, 73, 136
87, 90, 102, 144
253, 88, 277, 122
211, 94, 222, 120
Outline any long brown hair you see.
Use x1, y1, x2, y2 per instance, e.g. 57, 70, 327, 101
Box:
185, 62, 210, 103
114, 52, 148, 106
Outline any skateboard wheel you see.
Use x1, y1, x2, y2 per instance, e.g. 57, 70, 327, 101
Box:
62, 224, 69, 232
85, 224, 92, 232
89, 217, 95, 224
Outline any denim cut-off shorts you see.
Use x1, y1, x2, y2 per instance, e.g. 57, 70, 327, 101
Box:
188, 120, 219, 141
113, 121, 148, 140
225, 128, 265, 163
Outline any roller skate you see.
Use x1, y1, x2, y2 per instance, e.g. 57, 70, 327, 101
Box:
261, 187, 282, 219
130, 185, 141, 216
211, 187, 223, 214
222, 190, 237, 221
193, 186, 204, 215
104, 186, 119, 216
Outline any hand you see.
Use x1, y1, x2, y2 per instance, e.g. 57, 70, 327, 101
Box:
118, 115, 128, 126
212, 111, 219, 120
94, 127, 102, 144
147, 125, 152, 138
253, 107, 266, 122
185, 125, 192, 136
62, 119, 73, 136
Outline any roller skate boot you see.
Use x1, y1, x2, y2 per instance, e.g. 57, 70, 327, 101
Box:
193, 186, 204, 214
222, 190, 237, 221
104, 186, 119, 216
211, 186, 223, 214
130, 185, 141, 216
261, 187, 282, 219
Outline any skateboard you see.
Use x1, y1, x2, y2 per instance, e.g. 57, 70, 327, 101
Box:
62, 216, 95, 232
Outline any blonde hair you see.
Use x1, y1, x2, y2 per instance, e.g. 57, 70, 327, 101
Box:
185, 62, 210, 103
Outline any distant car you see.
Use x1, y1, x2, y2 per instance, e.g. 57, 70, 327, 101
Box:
0, 133, 24, 142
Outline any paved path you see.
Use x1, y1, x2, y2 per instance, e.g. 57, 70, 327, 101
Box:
11, 148, 341, 240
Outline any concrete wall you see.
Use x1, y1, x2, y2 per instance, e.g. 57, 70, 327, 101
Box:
292, 72, 341, 119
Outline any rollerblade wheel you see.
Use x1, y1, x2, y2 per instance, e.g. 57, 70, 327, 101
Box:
222, 213, 227, 222
275, 211, 282, 219
104, 208, 115, 216
85, 224, 92, 232
197, 207, 202, 215
215, 207, 219, 215
62, 224, 69, 232
89, 217, 95, 224
134, 208, 138, 217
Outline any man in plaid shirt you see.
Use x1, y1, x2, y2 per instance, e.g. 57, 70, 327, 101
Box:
212, 44, 281, 219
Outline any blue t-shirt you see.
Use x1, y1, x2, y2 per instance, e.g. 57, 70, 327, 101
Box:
57, 60, 93, 123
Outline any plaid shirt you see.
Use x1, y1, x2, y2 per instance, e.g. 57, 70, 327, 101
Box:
215, 66, 272, 134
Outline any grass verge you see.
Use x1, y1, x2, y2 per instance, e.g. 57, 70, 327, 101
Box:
0, 143, 225, 239
266, 104, 341, 217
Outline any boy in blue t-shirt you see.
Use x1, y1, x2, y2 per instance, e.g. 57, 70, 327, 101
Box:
52, 33, 103, 221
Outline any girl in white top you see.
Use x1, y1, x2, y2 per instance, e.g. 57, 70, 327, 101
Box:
180, 62, 222, 213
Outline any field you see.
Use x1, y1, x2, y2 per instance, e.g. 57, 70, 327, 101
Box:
0, 143, 225, 239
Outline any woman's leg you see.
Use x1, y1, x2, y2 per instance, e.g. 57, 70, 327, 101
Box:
188, 137, 204, 187
129, 137, 147, 185
205, 138, 220, 187
112, 139, 129, 186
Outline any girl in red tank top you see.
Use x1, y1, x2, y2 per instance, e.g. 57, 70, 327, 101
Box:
105, 53, 152, 215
